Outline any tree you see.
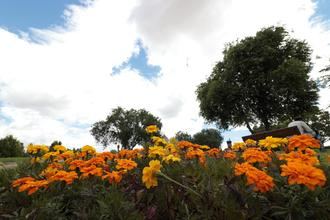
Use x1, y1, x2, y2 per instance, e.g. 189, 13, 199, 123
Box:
192, 128, 223, 148
197, 26, 319, 133
175, 131, 193, 142
0, 135, 25, 157
307, 109, 330, 144
90, 107, 162, 150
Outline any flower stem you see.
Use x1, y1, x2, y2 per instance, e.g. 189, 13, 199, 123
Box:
158, 172, 202, 198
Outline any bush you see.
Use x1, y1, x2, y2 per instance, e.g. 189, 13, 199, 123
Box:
0, 135, 25, 158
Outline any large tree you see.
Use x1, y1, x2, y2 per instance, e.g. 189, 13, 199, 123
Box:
90, 107, 162, 150
197, 26, 319, 133
193, 128, 223, 148
0, 135, 25, 157
174, 131, 193, 142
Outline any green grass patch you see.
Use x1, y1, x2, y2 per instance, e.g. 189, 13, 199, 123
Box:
0, 157, 28, 164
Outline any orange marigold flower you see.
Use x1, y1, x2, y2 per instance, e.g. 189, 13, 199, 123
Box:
48, 171, 78, 184
102, 171, 123, 184
85, 157, 105, 167
177, 141, 194, 149
234, 162, 255, 176
242, 148, 271, 164
12, 177, 35, 188
18, 179, 49, 195
69, 160, 86, 170
245, 168, 275, 192
280, 151, 319, 166
288, 134, 320, 152
117, 149, 139, 159
80, 165, 103, 178
223, 151, 236, 160
281, 161, 326, 190
42, 152, 60, 160
145, 125, 159, 133
115, 159, 138, 171
40, 167, 59, 179
98, 152, 117, 161
206, 148, 221, 158
235, 163, 274, 192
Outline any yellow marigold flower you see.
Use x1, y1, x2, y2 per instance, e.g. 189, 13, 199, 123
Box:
142, 160, 162, 189
259, 136, 287, 150
27, 144, 49, 154
42, 152, 59, 160
279, 150, 319, 166
31, 157, 41, 164
281, 161, 326, 190
223, 151, 236, 160
148, 146, 167, 158
80, 165, 103, 178
245, 139, 257, 147
288, 134, 320, 152
48, 171, 78, 185
206, 148, 221, 158
242, 148, 271, 164
115, 159, 138, 171
165, 143, 179, 154
58, 150, 75, 160
145, 125, 159, 133
200, 145, 210, 150
151, 136, 167, 145
81, 145, 96, 154
40, 167, 59, 179
232, 142, 246, 151
162, 154, 181, 164
53, 145, 67, 152
102, 171, 123, 184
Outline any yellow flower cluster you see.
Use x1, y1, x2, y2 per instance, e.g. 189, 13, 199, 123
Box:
258, 136, 288, 150
27, 144, 49, 154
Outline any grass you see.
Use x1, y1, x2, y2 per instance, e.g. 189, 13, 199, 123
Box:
0, 157, 29, 164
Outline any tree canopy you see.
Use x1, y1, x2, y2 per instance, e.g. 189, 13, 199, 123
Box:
197, 26, 319, 132
192, 128, 223, 148
174, 131, 193, 142
0, 135, 25, 157
90, 107, 162, 150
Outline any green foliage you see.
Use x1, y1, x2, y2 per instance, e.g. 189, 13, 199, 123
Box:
0, 135, 25, 157
196, 26, 319, 132
90, 107, 162, 150
193, 128, 223, 148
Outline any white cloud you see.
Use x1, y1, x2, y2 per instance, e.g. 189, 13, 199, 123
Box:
0, 0, 329, 149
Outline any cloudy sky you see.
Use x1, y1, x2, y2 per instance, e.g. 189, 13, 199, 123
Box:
0, 0, 330, 150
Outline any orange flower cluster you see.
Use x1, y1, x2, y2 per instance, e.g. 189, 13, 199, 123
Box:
186, 148, 206, 165
279, 150, 319, 166
102, 171, 123, 184
235, 162, 274, 192
12, 177, 48, 195
115, 159, 138, 171
242, 148, 271, 164
288, 134, 320, 152
206, 148, 221, 158
281, 161, 326, 190
223, 151, 236, 160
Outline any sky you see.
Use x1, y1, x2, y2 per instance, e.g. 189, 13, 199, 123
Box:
0, 0, 330, 150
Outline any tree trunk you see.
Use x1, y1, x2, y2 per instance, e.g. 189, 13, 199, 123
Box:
245, 120, 254, 134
